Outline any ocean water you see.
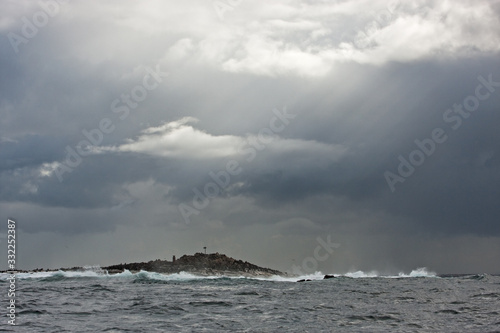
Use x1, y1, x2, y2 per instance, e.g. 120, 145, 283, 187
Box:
1, 268, 499, 332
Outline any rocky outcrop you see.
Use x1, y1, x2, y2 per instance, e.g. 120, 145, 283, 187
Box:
103, 252, 284, 277
297, 275, 335, 282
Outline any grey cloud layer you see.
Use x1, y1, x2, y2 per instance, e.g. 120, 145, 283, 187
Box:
1, 0, 500, 273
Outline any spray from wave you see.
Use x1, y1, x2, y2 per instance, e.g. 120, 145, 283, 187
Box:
342, 267, 436, 279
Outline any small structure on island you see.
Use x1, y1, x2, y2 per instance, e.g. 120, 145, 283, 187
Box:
172, 255, 176, 263
203, 246, 207, 254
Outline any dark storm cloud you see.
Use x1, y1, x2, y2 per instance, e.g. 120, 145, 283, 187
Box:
0, 135, 66, 171
195, 58, 500, 236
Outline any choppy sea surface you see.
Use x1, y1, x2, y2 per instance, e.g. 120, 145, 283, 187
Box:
1, 268, 499, 332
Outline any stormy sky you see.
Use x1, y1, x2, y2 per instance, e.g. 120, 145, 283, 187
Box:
1, 0, 500, 274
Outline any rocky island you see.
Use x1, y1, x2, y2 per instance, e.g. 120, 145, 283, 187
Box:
3, 253, 342, 281
102, 252, 285, 277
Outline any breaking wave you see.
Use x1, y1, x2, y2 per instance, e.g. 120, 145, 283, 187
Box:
1, 267, 437, 282
342, 267, 437, 279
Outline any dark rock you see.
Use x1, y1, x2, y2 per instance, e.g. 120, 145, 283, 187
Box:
323, 274, 335, 279
101, 252, 285, 277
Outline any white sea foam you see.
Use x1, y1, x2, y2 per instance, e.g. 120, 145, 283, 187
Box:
398, 267, 437, 278
343, 270, 380, 278
1, 267, 437, 281
261, 271, 327, 282
338, 267, 436, 279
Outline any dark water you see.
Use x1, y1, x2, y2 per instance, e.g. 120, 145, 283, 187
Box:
1, 269, 499, 332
